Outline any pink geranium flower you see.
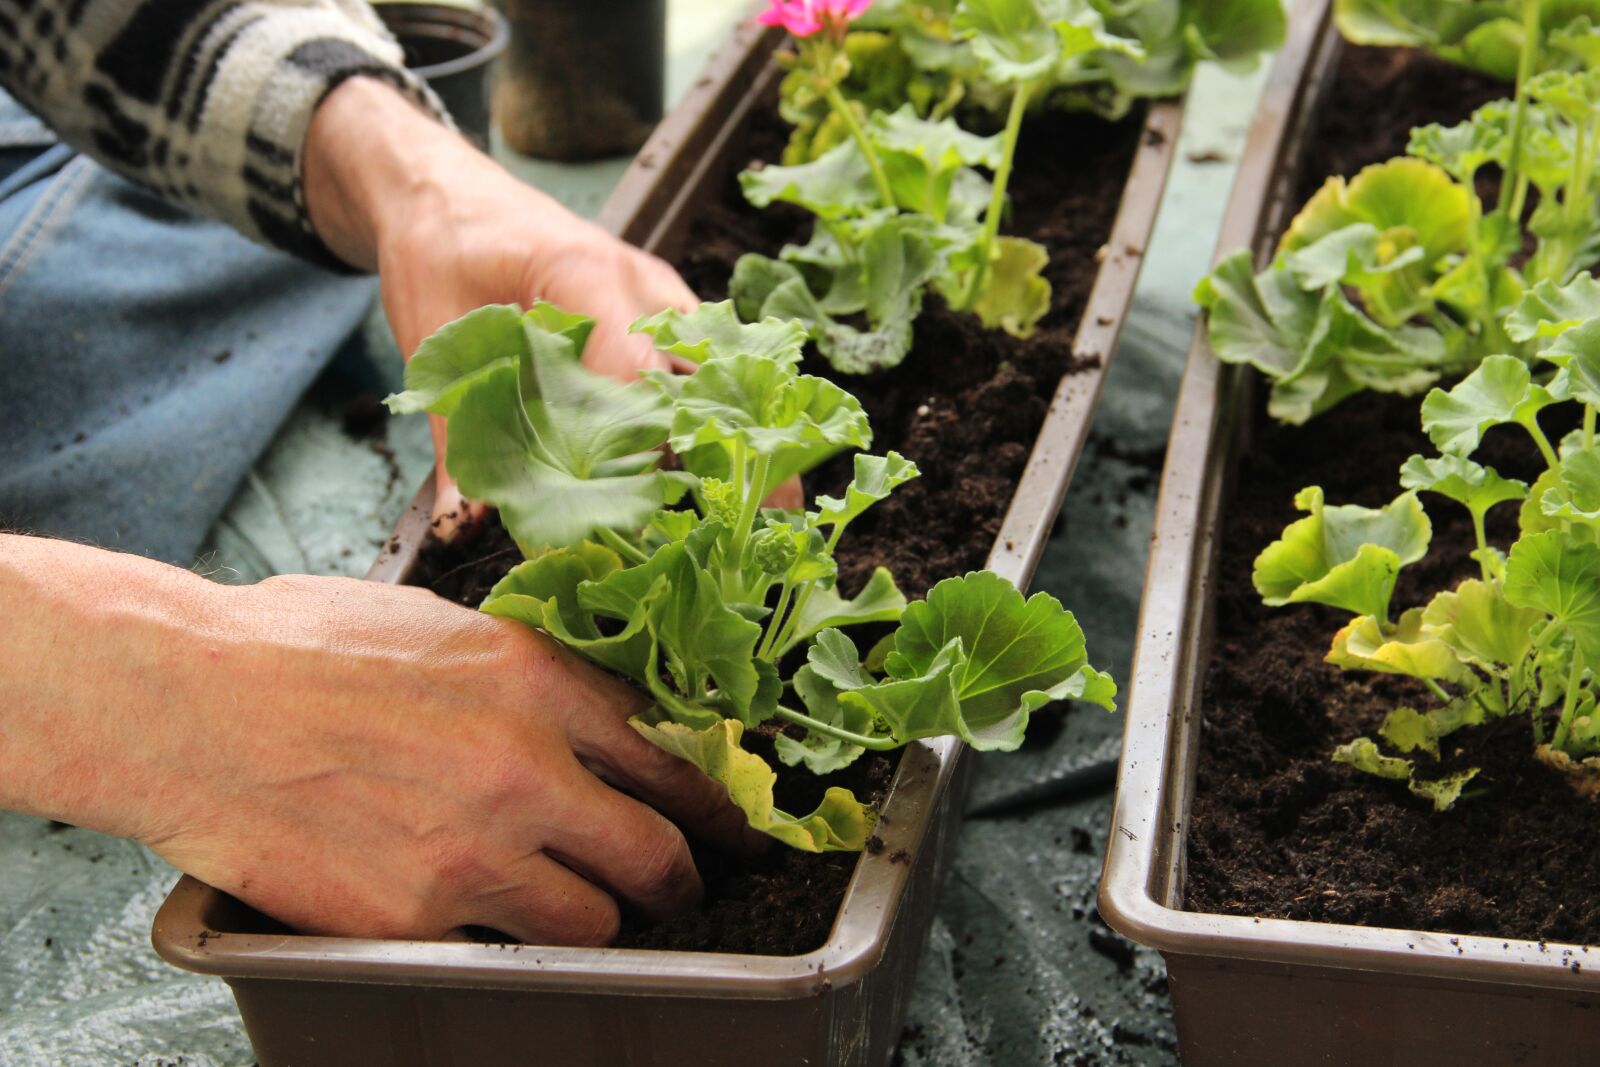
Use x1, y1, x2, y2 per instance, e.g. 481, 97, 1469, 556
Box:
757, 0, 871, 40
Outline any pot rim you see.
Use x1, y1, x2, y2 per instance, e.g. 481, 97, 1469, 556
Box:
1098, 0, 1600, 996
376, 1, 510, 79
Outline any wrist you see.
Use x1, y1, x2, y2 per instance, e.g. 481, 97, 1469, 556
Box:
304, 77, 484, 271
0, 537, 243, 841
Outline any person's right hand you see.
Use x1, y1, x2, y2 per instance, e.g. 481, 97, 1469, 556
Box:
0, 536, 756, 944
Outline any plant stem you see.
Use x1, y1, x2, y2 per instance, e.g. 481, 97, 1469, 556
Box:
1587, 405, 1596, 450
824, 84, 895, 209
1521, 414, 1560, 469
1554, 646, 1587, 750
768, 525, 847, 657
1471, 509, 1490, 581
1499, 0, 1544, 219
759, 579, 795, 661
962, 80, 1032, 308
725, 452, 773, 597
1423, 678, 1453, 703
597, 526, 649, 566
775, 705, 899, 750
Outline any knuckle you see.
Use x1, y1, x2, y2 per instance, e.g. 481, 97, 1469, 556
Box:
629, 820, 693, 893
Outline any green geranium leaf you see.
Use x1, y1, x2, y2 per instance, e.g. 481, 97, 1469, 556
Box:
386, 303, 526, 416
581, 528, 779, 727
1282, 158, 1470, 265
815, 451, 921, 529
479, 543, 653, 682
1327, 609, 1469, 682
1407, 113, 1506, 184
1332, 735, 1479, 811
1408, 768, 1480, 811
1420, 355, 1555, 457
670, 351, 871, 469
870, 105, 999, 221
1542, 319, 1600, 408
1399, 453, 1527, 520
446, 349, 682, 554
1506, 275, 1600, 344
631, 301, 807, 367
1333, 736, 1413, 781
779, 566, 908, 655
1253, 486, 1431, 620
1283, 222, 1426, 292
1197, 252, 1442, 424
1505, 530, 1600, 663
631, 717, 873, 852
953, 0, 1136, 85
740, 139, 881, 219
1421, 578, 1543, 674
732, 214, 942, 375
1541, 447, 1600, 529
782, 629, 881, 774
970, 236, 1053, 338
844, 571, 1116, 751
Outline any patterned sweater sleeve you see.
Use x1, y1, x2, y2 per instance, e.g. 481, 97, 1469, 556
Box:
0, 0, 450, 270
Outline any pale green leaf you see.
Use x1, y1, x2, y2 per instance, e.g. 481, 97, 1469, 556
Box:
631, 717, 873, 851
1420, 355, 1555, 456
1252, 486, 1431, 619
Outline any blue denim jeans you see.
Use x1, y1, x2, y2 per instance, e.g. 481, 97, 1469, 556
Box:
0, 92, 377, 564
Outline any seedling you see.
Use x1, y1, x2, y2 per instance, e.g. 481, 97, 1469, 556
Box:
388, 301, 1115, 850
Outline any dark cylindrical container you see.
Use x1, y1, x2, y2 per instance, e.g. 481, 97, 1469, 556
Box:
495, 0, 666, 160
376, 2, 510, 148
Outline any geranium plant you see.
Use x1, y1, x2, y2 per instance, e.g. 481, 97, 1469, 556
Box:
1248, 276, 1600, 808
388, 301, 1115, 851
1197, 57, 1600, 422
735, 0, 1062, 371
1334, 0, 1600, 81
738, 0, 1283, 375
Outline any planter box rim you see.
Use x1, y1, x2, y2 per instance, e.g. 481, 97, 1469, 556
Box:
1099, 0, 1600, 1004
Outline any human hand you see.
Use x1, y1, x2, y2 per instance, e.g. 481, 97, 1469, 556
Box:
303, 78, 699, 537
0, 536, 757, 944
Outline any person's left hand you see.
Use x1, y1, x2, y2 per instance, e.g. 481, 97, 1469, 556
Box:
303, 78, 708, 535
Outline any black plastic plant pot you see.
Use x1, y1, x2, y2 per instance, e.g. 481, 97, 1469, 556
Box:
376, 1, 510, 148
1098, 2, 1600, 1064
152, 19, 1182, 1067
495, 0, 667, 160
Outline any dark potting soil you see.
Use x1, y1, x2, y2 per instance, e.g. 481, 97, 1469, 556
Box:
674, 97, 1145, 598
406, 94, 1144, 956
1186, 48, 1600, 946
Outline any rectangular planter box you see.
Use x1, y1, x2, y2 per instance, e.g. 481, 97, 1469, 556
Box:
1098, 2, 1600, 1065
153, 16, 1182, 1067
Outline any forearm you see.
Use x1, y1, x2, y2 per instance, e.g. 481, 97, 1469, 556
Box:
0, 535, 234, 839
0, 0, 446, 268
304, 76, 577, 273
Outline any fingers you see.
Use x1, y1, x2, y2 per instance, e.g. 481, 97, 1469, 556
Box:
470, 852, 622, 947
763, 474, 805, 511
533, 643, 766, 856
542, 772, 704, 921
569, 709, 768, 857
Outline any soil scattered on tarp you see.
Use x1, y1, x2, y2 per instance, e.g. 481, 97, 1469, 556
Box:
409, 94, 1146, 956
1187, 48, 1600, 946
